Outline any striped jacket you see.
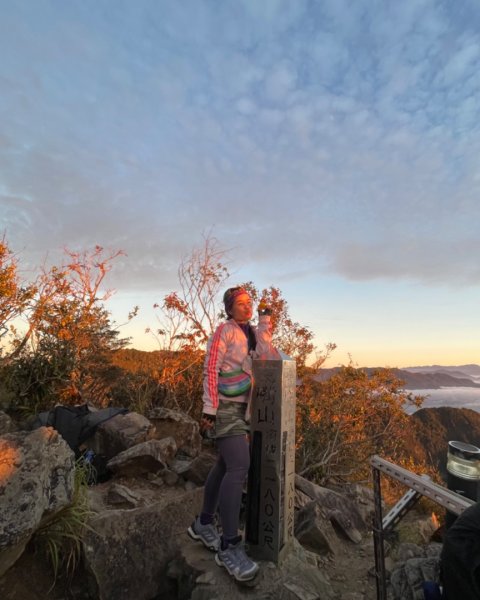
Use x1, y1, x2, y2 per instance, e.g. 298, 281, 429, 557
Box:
202, 315, 276, 416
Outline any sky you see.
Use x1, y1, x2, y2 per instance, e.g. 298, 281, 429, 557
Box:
1, 0, 479, 368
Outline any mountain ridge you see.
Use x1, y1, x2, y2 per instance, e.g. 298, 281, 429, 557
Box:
314, 365, 480, 390
404, 364, 480, 377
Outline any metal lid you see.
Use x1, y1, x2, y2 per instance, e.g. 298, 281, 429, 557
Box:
448, 441, 480, 461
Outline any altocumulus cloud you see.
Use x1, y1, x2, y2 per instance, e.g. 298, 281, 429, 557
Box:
1, 0, 480, 289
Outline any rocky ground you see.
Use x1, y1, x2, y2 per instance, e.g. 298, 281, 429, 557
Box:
0, 531, 378, 600
0, 499, 439, 600
0, 408, 442, 600
322, 535, 378, 600
0, 481, 399, 600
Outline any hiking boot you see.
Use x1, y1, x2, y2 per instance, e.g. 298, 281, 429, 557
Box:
187, 516, 221, 552
215, 540, 259, 582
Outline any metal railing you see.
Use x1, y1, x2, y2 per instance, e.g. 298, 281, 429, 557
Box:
370, 455, 475, 600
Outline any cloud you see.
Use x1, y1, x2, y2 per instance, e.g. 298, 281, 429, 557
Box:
329, 235, 480, 285
1, 0, 480, 293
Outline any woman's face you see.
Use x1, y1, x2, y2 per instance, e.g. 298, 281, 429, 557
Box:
230, 292, 253, 323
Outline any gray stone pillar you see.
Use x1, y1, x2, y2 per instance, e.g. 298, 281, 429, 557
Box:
245, 351, 296, 564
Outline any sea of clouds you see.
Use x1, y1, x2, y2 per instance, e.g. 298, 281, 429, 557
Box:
406, 387, 480, 415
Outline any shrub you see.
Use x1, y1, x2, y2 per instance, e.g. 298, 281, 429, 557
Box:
33, 459, 94, 586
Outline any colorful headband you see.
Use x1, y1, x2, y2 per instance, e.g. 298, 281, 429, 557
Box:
223, 287, 248, 316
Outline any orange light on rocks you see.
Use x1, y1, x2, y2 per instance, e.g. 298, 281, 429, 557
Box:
0, 441, 20, 485
431, 512, 440, 529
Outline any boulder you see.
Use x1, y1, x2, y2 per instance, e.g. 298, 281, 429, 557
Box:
87, 412, 154, 459
107, 437, 177, 477
295, 474, 367, 532
0, 427, 75, 576
337, 482, 376, 526
170, 456, 193, 476
184, 451, 216, 485
294, 487, 312, 510
389, 541, 443, 600
327, 508, 362, 543
162, 469, 179, 486
83, 487, 203, 600
148, 407, 201, 458
294, 500, 339, 556
390, 556, 441, 600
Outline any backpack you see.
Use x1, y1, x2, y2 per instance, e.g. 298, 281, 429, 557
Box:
32, 404, 128, 456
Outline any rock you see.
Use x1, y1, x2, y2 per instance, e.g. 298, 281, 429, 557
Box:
148, 407, 202, 458
303, 549, 318, 567
107, 483, 143, 508
87, 412, 154, 459
385, 556, 395, 573
196, 571, 216, 585
163, 469, 179, 486
167, 534, 335, 600
295, 474, 367, 532
276, 538, 335, 598
184, 451, 216, 485
294, 501, 339, 556
191, 588, 222, 600
83, 487, 204, 600
327, 508, 363, 543
166, 543, 221, 600
425, 543, 442, 558
395, 542, 424, 562
149, 475, 165, 488
405, 557, 439, 588
0, 427, 75, 576
185, 481, 197, 491
170, 456, 193, 476
294, 488, 312, 510
87, 486, 109, 515
390, 556, 441, 600
0, 412, 16, 435
337, 482, 376, 526
296, 474, 366, 543
0, 543, 90, 600
283, 580, 320, 600
107, 437, 177, 477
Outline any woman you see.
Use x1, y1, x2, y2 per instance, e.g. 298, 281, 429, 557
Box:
187, 286, 276, 582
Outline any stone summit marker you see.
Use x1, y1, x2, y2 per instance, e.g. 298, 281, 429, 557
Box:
245, 351, 296, 564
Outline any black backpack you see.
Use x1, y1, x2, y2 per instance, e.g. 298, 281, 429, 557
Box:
32, 404, 128, 456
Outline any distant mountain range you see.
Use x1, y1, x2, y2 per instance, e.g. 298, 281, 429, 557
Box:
404, 364, 480, 378
314, 364, 480, 390
403, 364, 480, 388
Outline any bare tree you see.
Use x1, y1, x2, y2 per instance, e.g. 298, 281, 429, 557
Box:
150, 234, 230, 352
